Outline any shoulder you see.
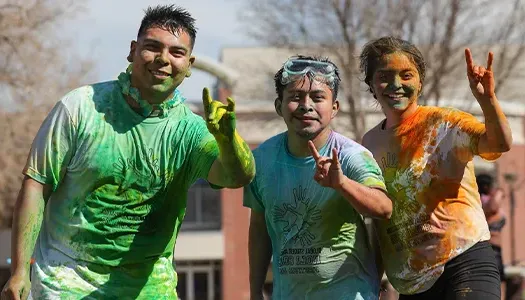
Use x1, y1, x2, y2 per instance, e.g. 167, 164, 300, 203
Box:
423, 106, 484, 135
50, 81, 118, 123
178, 104, 207, 123
60, 81, 118, 110
418, 105, 476, 124
252, 133, 286, 162
253, 133, 285, 152
362, 121, 385, 147
330, 131, 371, 157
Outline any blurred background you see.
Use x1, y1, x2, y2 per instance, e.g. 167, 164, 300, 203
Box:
1, 0, 524, 299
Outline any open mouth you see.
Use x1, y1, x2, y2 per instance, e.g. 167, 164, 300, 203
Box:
384, 93, 407, 101
149, 70, 171, 78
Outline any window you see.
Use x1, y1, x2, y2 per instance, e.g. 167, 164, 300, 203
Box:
182, 179, 222, 231
174, 260, 221, 300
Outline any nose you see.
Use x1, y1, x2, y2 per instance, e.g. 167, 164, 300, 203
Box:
154, 48, 170, 65
298, 96, 314, 112
390, 76, 402, 90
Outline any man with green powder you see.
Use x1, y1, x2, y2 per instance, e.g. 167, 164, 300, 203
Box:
244, 56, 392, 299
1, 5, 254, 300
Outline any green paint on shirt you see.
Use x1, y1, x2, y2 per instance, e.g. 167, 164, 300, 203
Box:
24, 80, 219, 299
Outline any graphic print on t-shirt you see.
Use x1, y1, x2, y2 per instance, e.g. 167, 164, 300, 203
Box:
274, 185, 322, 247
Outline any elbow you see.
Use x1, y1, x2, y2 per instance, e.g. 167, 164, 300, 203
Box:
378, 206, 392, 220
500, 144, 511, 153
374, 199, 393, 220
494, 139, 512, 153
498, 131, 513, 153
502, 134, 513, 152
228, 171, 255, 189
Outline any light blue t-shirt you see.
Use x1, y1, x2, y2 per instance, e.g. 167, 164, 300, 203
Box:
244, 131, 386, 300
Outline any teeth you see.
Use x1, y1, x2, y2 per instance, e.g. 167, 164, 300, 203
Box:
151, 71, 169, 76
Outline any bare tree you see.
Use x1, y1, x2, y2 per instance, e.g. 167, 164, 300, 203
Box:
0, 0, 95, 228
240, 0, 525, 140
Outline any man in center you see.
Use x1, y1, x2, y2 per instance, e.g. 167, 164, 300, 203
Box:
244, 55, 393, 300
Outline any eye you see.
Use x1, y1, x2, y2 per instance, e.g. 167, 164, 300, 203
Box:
171, 50, 186, 57
144, 44, 159, 51
403, 73, 414, 80
289, 93, 300, 100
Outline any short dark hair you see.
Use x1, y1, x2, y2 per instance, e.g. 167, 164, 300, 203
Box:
137, 5, 197, 49
274, 55, 341, 101
476, 173, 494, 195
359, 36, 426, 96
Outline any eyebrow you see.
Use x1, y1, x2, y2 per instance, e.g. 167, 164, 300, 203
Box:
377, 68, 416, 73
142, 38, 189, 52
287, 88, 327, 93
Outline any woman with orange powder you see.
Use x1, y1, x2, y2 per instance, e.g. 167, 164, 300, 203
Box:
360, 36, 512, 300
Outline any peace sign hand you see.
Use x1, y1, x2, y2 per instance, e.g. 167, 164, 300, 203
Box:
308, 140, 345, 189
202, 87, 236, 139
465, 48, 496, 102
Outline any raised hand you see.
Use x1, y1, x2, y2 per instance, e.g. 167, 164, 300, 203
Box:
308, 140, 345, 189
465, 48, 496, 102
202, 87, 236, 139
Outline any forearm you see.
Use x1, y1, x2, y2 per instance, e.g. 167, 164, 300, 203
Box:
249, 220, 272, 298
11, 180, 46, 276
335, 177, 392, 219
215, 130, 255, 187
479, 96, 513, 152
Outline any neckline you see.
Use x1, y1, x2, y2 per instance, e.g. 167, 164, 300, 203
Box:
380, 106, 422, 132
283, 131, 333, 162
116, 66, 185, 119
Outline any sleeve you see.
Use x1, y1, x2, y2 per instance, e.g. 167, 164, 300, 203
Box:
243, 176, 265, 212
446, 108, 502, 162
186, 116, 220, 183
23, 101, 77, 191
342, 148, 387, 192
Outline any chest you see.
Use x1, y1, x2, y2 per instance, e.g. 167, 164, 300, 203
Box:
256, 160, 356, 239
69, 117, 192, 191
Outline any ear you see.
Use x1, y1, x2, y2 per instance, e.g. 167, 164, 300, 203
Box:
186, 55, 196, 78
418, 81, 423, 96
274, 98, 283, 116
127, 41, 137, 63
331, 100, 340, 118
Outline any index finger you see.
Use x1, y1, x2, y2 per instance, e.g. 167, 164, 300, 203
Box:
308, 140, 321, 161
202, 87, 212, 115
226, 97, 235, 112
464, 48, 474, 72
331, 148, 340, 166
487, 51, 494, 71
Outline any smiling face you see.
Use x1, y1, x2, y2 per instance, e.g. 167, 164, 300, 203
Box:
371, 51, 422, 114
276, 76, 339, 139
128, 26, 195, 103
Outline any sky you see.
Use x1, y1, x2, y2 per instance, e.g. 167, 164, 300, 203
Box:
66, 0, 256, 100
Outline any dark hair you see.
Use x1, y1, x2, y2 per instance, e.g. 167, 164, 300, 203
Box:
137, 5, 197, 49
274, 55, 341, 101
359, 36, 426, 96
476, 173, 494, 195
